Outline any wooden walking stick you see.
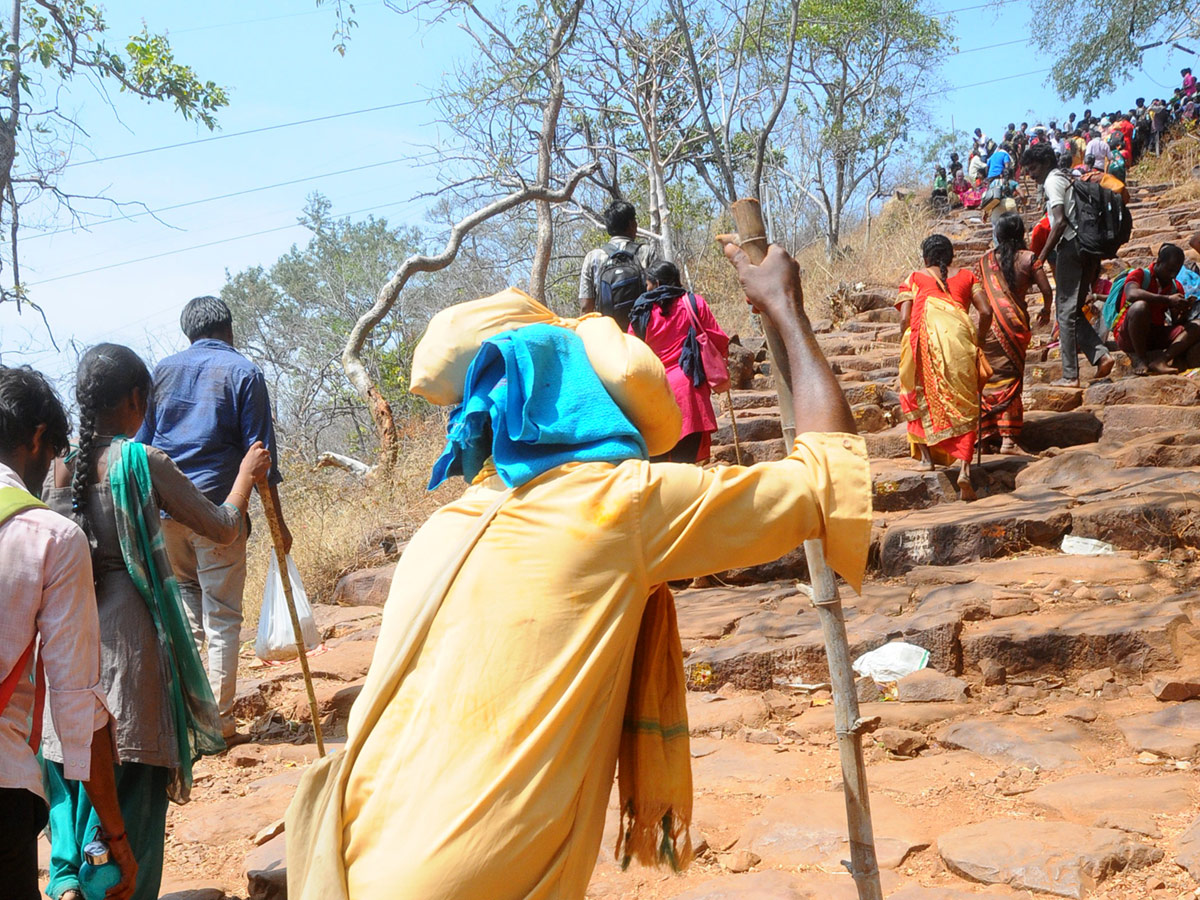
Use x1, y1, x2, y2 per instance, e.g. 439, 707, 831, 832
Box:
725, 387, 744, 466
721, 199, 884, 900
256, 480, 325, 757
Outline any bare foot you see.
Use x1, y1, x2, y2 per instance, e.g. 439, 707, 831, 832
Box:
1131, 357, 1150, 376
999, 440, 1021, 455
1050, 377, 1080, 388
1149, 358, 1179, 376
957, 474, 978, 501
222, 730, 253, 749
1094, 354, 1115, 380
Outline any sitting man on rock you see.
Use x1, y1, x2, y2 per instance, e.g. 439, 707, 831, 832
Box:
1111, 243, 1200, 375
284, 243, 872, 900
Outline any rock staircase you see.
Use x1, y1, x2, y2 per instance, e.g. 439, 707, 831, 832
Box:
138, 176, 1200, 900
631, 175, 1200, 899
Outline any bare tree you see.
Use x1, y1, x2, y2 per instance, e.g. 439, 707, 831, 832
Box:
342, 161, 598, 467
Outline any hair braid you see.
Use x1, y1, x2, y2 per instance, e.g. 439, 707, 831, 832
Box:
71, 380, 99, 562
992, 212, 1027, 296
921, 234, 954, 287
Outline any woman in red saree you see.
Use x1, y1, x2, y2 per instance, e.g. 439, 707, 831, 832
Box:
977, 213, 1054, 454
898, 235, 993, 500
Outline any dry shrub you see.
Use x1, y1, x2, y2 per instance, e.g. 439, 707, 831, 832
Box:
1130, 130, 1200, 203
242, 409, 462, 628
692, 196, 936, 342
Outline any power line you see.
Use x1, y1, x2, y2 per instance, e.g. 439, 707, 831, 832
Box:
27, 156, 414, 240
58, 98, 428, 170
940, 0, 1023, 13
28, 198, 418, 287
942, 67, 1054, 93
951, 38, 1028, 56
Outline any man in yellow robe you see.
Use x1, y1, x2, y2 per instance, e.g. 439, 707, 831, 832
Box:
286, 242, 873, 900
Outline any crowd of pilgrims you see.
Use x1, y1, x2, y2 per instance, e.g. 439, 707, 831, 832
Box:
905, 72, 1200, 500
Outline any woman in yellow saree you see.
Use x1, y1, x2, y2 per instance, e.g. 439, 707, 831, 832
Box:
897, 235, 993, 500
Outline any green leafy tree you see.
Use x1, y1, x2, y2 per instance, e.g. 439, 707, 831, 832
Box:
221, 194, 427, 457
0, 1, 227, 321
1029, 0, 1192, 101
789, 0, 946, 257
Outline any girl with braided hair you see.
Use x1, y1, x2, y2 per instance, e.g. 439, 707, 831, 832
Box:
977, 213, 1054, 455
39, 343, 271, 900
897, 235, 994, 500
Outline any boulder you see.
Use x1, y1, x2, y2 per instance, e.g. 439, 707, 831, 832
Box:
332, 564, 395, 607
1150, 674, 1200, 702
865, 424, 912, 460
1112, 431, 1200, 468
712, 415, 783, 446
670, 870, 809, 900
740, 792, 929, 870
1026, 772, 1194, 822
1084, 375, 1200, 407
1099, 403, 1200, 444
939, 718, 1088, 769
1177, 816, 1200, 882
937, 820, 1162, 898
872, 466, 958, 512
1070, 490, 1200, 551
675, 587, 775, 641
989, 596, 1038, 618
244, 832, 287, 900
710, 438, 788, 467
875, 727, 928, 756
727, 342, 757, 390
896, 669, 968, 703
1019, 409, 1103, 452
960, 600, 1191, 677
1024, 383, 1084, 412
1117, 701, 1200, 758
879, 489, 1072, 575
686, 692, 770, 735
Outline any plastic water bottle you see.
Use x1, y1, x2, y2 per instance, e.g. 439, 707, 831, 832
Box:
78, 838, 121, 900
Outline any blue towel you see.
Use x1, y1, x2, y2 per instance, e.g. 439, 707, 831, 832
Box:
429, 324, 648, 489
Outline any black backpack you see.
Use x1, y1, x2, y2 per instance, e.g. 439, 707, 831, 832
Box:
1070, 177, 1133, 259
596, 240, 645, 331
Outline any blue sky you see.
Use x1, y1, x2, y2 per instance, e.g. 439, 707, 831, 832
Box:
0, 0, 1191, 386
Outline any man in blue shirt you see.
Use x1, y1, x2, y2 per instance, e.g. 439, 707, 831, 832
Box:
137, 296, 292, 744
987, 142, 1013, 182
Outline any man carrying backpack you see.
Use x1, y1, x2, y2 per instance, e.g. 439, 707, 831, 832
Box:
579, 200, 658, 332
1022, 143, 1116, 387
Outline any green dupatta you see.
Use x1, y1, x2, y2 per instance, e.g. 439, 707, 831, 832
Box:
107, 438, 226, 802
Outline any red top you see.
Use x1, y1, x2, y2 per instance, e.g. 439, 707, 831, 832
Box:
632, 293, 729, 441
1123, 265, 1183, 327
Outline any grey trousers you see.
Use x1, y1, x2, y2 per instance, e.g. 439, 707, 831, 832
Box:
162, 516, 248, 736
1054, 236, 1108, 381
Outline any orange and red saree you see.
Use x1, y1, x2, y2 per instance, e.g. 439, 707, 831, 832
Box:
897, 270, 986, 464
978, 250, 1032, 445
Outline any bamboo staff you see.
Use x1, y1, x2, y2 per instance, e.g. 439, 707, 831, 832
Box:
256, 480, 325, 756
721, 199, 883, 900
725, 387, 744, 466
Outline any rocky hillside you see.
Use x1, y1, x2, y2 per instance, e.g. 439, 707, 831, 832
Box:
93, 176, 1200, 900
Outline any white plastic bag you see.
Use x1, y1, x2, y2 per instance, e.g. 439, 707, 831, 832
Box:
852, 641, 930, 683
255, 553, 320, 662
1061, 535, 1115, 556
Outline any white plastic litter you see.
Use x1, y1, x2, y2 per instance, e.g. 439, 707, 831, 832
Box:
1061, 535, 1115, 556
852, 641, 930, 683
255, 553, 320, 662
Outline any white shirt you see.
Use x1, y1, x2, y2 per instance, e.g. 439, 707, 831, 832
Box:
1043, 169, 1078, 242
0, 462, 111, 799
1086, 137, 1111, 163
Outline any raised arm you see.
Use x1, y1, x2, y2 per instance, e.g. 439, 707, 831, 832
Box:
721, 243, 856, 436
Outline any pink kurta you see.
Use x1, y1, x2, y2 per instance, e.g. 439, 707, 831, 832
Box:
631, 293, 729, 460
